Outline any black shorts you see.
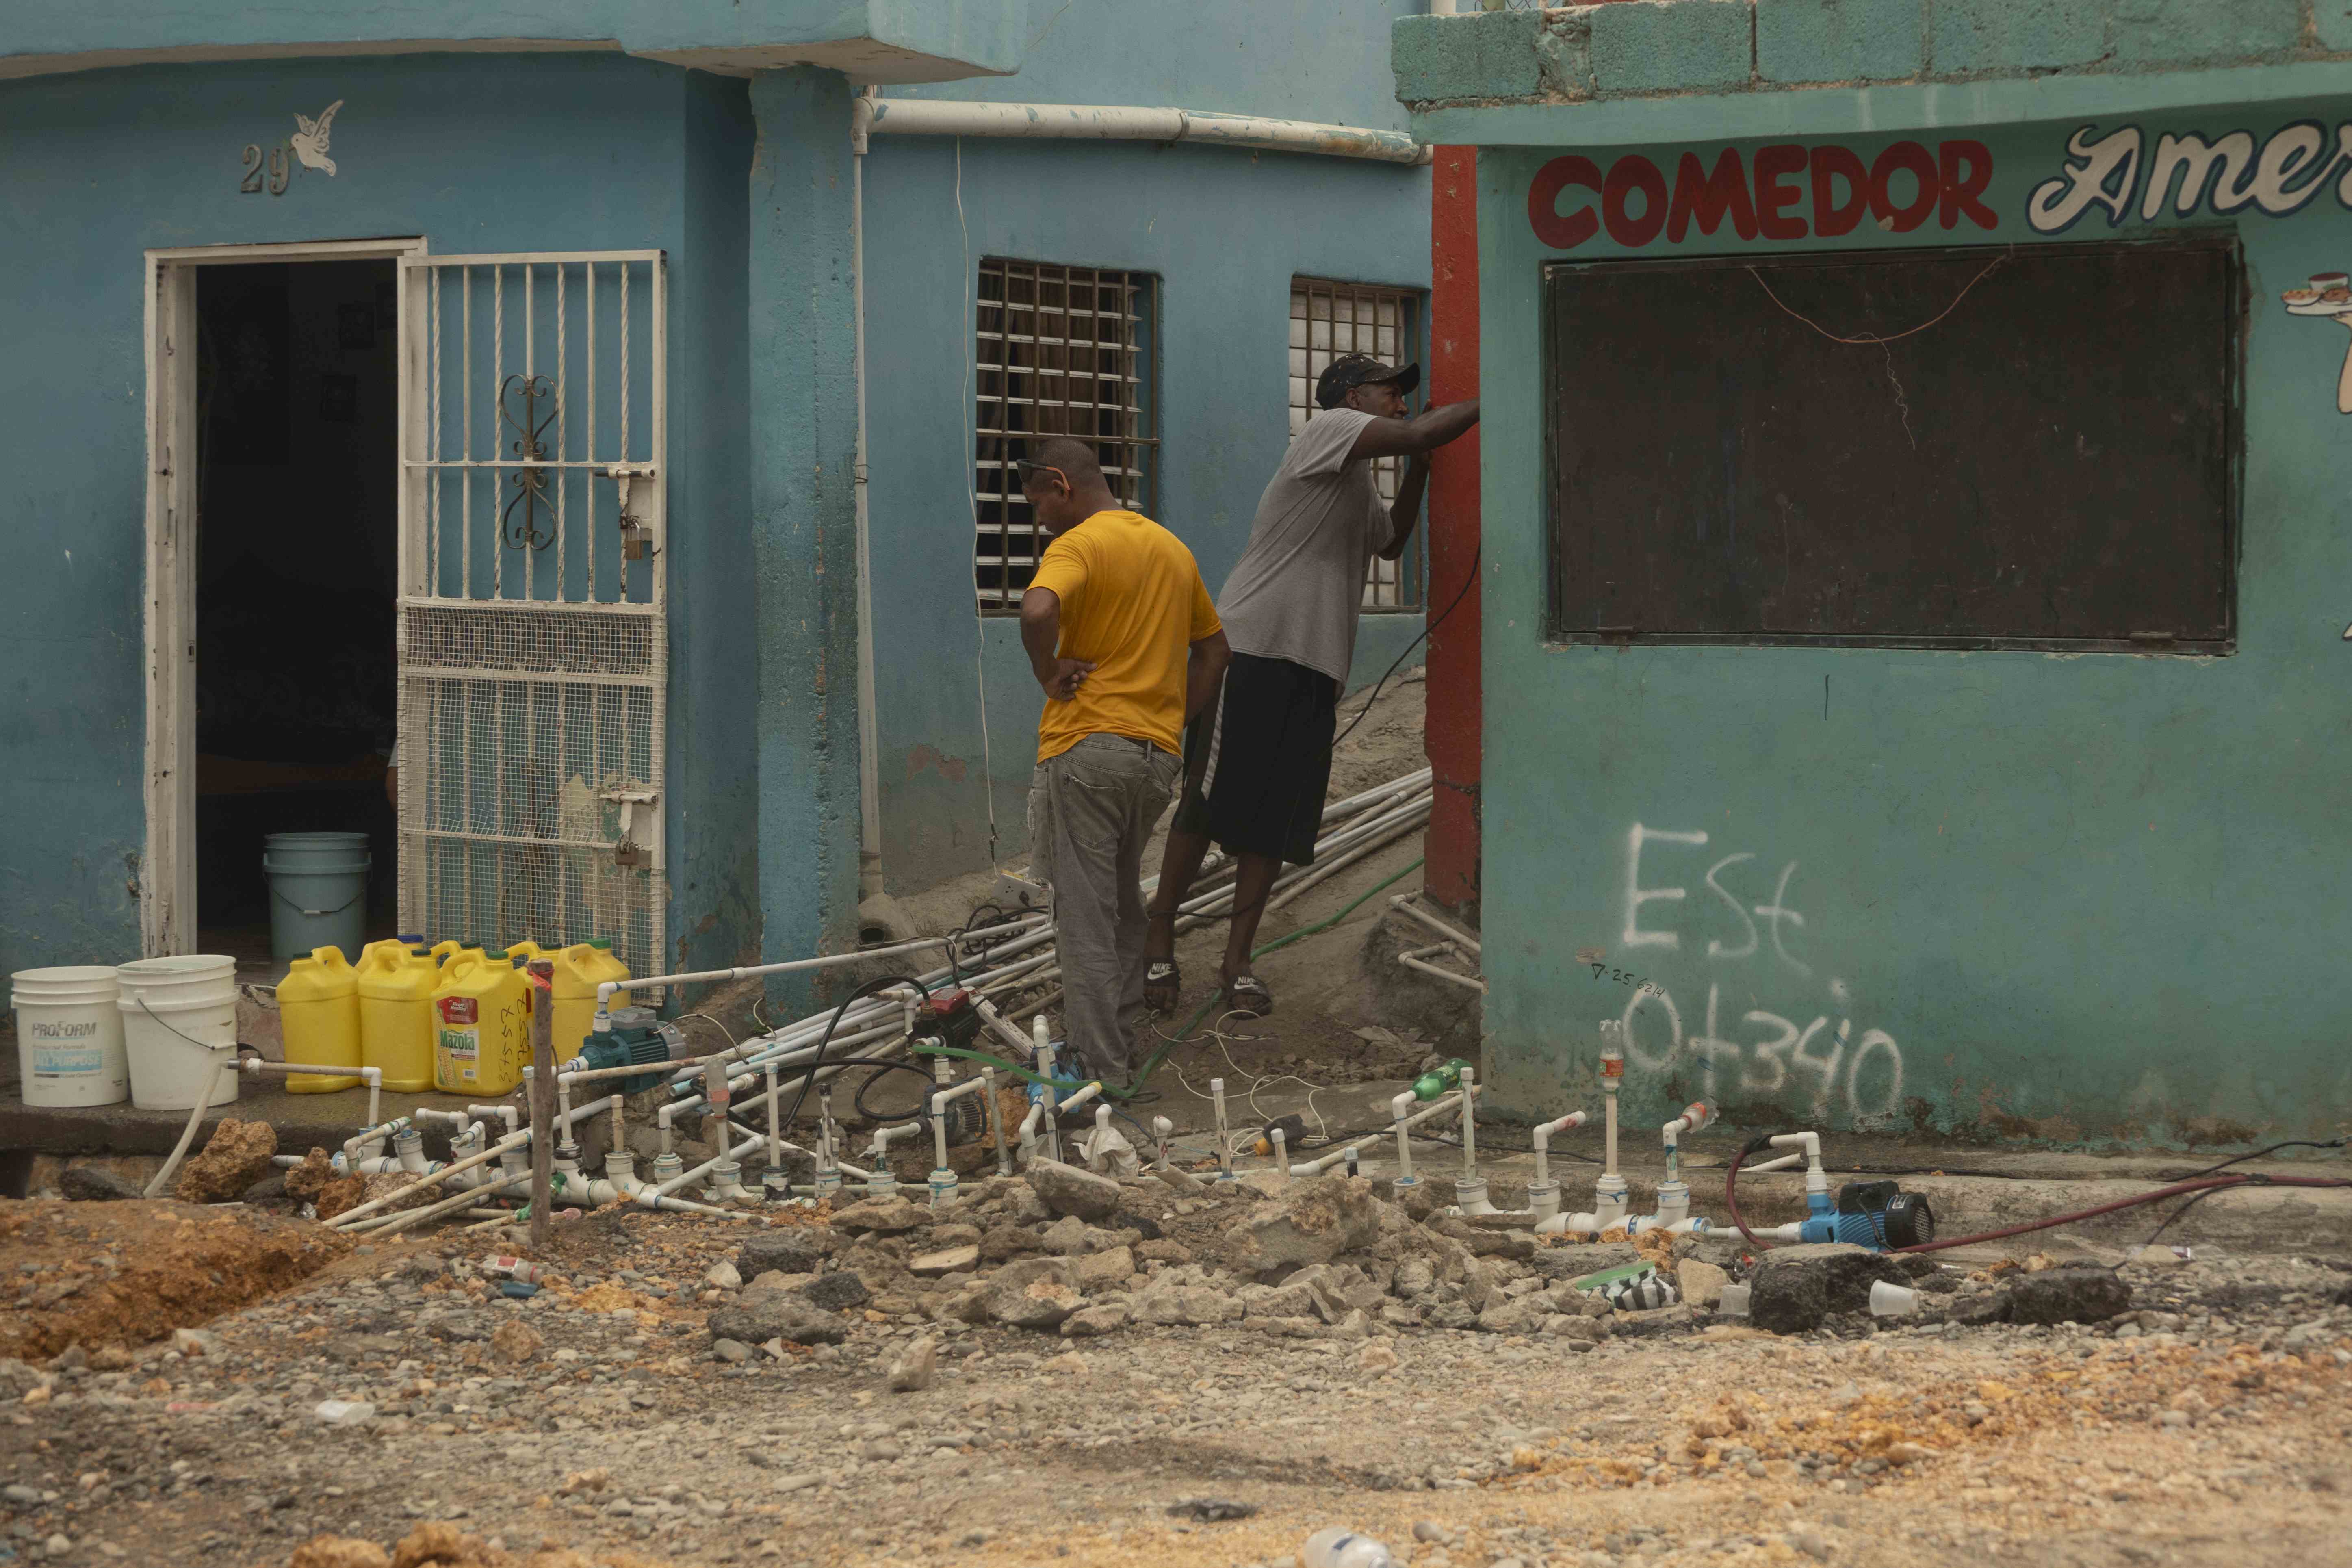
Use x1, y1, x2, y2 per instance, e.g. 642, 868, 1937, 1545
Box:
1172, 651, 1340, 867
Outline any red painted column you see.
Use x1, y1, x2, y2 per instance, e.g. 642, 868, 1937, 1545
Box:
1424, 146, 1481, 914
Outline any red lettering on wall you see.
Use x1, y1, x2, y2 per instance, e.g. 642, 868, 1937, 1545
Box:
1667, 149, 1758, 243
1809, 145, 1870, 238
1753, 144, 1809, 241
1869, 141, 1940, 233
1528, 155, 1603, 250
1938, 139, 1997, 230
1526, 140, 1998, 249
1604, 155, 1668, 247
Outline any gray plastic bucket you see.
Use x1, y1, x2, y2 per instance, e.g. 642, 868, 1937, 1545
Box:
263, 831, 372, 963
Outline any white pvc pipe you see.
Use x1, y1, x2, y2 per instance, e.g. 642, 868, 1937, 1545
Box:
850, 85, 885, 906
239, 1060, 382, 1131
1389, 894, 1482, 955
1398, 942, 1485, 993
1262, 798, 1431, 914
862, 96, 1431, 166
141, 1053, 234, 1199
595, 934, 954, 1009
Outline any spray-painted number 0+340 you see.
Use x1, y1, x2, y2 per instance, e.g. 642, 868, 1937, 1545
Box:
1591, 964, 1665, 998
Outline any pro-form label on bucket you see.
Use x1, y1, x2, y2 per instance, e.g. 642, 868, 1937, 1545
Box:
27, 1019, 106, 1078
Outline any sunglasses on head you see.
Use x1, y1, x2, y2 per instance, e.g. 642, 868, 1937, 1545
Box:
1018, 460, 1071, 491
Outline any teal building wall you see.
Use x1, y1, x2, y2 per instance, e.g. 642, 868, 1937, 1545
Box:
1399, 0, 2352, 1145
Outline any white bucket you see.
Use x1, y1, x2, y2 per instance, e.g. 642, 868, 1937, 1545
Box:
116, 955, 241, 1111
10, 967, 130, 1108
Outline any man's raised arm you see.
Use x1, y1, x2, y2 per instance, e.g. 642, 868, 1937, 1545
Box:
1346, 398, 1481, 462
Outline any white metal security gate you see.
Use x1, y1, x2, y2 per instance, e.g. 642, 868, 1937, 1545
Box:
396, 251, 667, 974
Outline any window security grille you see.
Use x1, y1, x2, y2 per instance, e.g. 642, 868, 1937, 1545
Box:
1290, 278, 1425, 610
973, 260, 1158, 609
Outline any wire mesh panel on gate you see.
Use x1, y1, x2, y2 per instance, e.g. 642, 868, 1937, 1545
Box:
398, 253, 668, 979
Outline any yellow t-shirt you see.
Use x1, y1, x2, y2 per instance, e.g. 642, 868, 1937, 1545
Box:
1030, 510, 1222, 763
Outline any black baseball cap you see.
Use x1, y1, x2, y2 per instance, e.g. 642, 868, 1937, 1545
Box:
1315, 353, 1421, 410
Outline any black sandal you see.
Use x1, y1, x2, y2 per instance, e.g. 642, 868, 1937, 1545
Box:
1222, 974, 1274, 1018
1143, 958, 1181, 1014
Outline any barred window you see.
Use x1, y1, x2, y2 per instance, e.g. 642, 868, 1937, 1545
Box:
1290, 278, 1426, 611
973, 259, 1159, 610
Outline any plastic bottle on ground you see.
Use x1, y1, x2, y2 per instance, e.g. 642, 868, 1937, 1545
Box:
481, 1255, 546, 1284
1302, 1527, 1398, 1568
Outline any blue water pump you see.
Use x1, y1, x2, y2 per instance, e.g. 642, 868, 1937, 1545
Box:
1795, 1179, 1936, 1250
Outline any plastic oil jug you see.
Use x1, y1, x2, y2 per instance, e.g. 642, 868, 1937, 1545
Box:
498, 940, 546, 967
431, 951, 532, 1095
550, 939, 631, 1056
277, 946, 363, 1093
427, 939, 481, 971
356, 943, 438, 1093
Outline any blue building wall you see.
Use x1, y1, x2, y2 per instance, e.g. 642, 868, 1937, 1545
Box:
863, 0, 1434, 888
0, 4, 1433, 992
0, 52, 760, 981
1399, 4, 2352, 1145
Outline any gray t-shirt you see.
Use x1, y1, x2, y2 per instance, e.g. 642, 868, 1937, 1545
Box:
1214, 408, 1396, 683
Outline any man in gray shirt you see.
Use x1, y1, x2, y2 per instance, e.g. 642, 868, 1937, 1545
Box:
1143, 353, 1479, 1016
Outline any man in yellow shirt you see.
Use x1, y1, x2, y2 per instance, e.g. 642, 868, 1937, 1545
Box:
1018, 438, 1229, 1082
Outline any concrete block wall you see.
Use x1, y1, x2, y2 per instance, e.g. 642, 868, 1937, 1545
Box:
1397, 0, 2333, 107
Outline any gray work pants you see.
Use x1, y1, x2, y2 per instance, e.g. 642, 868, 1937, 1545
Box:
1027, 734, 1180, 1080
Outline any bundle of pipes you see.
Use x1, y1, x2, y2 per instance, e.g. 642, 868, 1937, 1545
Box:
236, 765, 1428, 1231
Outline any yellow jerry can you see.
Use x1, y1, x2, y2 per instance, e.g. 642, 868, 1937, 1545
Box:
277, 946, 362, 1093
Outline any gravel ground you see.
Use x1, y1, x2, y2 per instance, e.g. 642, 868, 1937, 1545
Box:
2, 1178, 2348, 1568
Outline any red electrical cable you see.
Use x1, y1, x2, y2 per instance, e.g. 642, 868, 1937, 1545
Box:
1721, 1159, 2350, 1258
1891, 1171, 2349, 1254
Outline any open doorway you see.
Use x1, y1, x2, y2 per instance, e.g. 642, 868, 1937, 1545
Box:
191, 259, 400, 973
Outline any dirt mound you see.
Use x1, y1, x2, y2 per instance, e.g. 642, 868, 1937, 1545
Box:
0, 1198, 348, 1360
279, 1523, 675, 1568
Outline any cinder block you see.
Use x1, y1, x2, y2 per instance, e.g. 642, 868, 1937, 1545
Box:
1589, 0, 1755, 93
2109, 0, 2300, 65
1758, 0, 1925, 84
1393, 11, 1546, 104
1929, 0, 2105, 74
2319, 1, 2352, 53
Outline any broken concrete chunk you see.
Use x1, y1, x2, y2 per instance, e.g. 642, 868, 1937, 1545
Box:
708, 1293, 848, 1347
174, 1118, 278, 1204
58, 1166, 143, 1202
1746, 1243, 1909, 1336
1025, 1161, 1126, 1221
984, 1257, 1082, 1330
1072, 1245, 1136, 1290
910, 1244, 982, 1277
885, 1335, 938, 1392
1997, 1265, 2133, 1325
797, 1272, 872, 1312
1060, 1303, 1131, 1338
826, 1195, 926, 1234
738, 1228, 838, 1276
1223, 1174, 1382, 1274
1676, 1259, 1730, 1308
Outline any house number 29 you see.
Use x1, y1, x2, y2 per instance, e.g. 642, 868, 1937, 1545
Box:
239, 143, 291, 196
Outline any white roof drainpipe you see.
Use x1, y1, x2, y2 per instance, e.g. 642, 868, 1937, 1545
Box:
861, 98, 1431, 167
850, 88, 886, 909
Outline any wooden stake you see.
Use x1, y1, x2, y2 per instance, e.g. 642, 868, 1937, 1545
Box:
527, 959, 556, 1251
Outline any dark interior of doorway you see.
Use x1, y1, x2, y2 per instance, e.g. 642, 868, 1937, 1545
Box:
194, 260, 399, 972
